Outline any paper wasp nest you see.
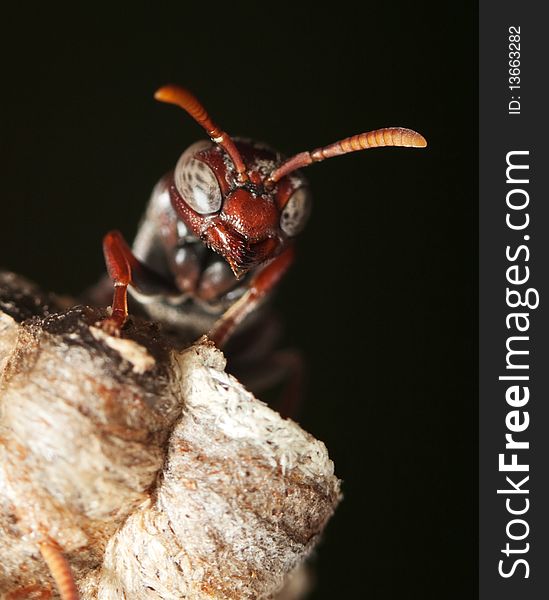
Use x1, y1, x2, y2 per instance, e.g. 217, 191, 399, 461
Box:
0, 271, 341, 599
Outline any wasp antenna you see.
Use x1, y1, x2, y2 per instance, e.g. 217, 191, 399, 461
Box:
155, 85, 249, 182
266, 127, 427, 186
39, 542, 79, 600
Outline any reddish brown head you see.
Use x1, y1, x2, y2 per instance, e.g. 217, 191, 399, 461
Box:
155, 85, 427, 278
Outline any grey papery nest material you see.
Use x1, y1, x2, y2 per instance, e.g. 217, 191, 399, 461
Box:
0, 271, 341, 599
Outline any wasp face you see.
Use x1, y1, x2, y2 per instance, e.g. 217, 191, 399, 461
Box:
169, 139, 312, 278
157, 84, 425, 279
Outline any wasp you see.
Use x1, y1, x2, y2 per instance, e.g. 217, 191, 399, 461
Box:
100, 85, 427, 361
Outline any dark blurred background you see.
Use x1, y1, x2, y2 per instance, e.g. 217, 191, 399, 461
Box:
0, 2, 476, 598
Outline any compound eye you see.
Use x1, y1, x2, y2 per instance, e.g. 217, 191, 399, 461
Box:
174, 142, 222, 215
280, 187, 312, 236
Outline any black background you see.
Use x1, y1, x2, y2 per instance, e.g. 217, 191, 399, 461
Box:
0, 3, 476, 598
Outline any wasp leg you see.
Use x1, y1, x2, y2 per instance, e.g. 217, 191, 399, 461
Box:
100, 230, 178, 334
39, 542, 79, 600
209, 246, 295, 348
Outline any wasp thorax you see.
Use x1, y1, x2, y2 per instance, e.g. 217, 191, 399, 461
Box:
175, 141, 222, 214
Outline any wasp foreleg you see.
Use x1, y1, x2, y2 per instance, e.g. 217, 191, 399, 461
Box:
209, 246, 295, 348
100, 230, 177, 334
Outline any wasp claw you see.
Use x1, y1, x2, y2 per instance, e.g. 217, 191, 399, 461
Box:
95, 317, 124, 337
